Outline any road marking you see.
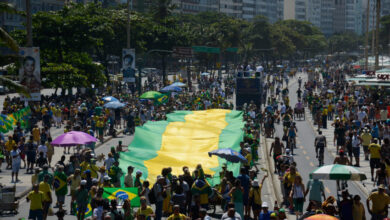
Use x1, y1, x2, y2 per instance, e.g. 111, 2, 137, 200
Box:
306, 156, 310, 160
303, 150, 307, 155
299, 146, 304, 149
310, 162, 315, 167
297, 139, 301, 144
325, 187, 331, 194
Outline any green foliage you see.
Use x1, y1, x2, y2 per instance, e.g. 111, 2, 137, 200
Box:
328, 32, 363, 53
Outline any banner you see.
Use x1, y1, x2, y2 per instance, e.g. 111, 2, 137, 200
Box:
155, 94, 168, 105
19, 47, 41, 101
122, 49, 136, 83
103, 187, 140, 207
119, 109, 244, 186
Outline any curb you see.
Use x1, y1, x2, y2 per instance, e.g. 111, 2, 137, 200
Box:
15, 129, 124, 200
261, 134, 284, 204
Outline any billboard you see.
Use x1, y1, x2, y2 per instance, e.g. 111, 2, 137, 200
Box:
122, 49, 136, 83
19, 47, 41, 101
236, 78, 262, 109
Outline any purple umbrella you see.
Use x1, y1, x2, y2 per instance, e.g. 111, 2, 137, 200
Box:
51, 131, 97, 146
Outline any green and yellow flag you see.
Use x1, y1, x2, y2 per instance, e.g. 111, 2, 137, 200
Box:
155, 94, 168, 106
103, 187, 140, 207
119, 109, 245, 186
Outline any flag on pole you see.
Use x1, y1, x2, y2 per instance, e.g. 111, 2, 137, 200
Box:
155, 94, 168, 105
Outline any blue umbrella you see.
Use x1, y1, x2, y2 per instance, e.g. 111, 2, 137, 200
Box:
102, 96, 118, 102
170, 82, 186, 87
160, 85, 182, 93
208, 148, 247, 163
104, 101, 126, 109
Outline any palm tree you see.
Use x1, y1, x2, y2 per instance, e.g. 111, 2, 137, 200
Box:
0, 2, 30, 97
150, 0, 176, 22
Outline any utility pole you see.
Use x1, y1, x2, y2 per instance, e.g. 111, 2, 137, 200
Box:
372, 2, 376, 65
26, 0, 32, 47
375, 0, 381, 70
365, 0, 370, 70
126, 0, 131, 49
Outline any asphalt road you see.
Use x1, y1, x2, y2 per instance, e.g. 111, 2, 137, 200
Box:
272, 73, 369, 217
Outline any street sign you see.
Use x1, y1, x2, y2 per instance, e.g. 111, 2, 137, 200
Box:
192, 46, 220, 54
226, 47, 238, 53
173, 47, 193, 58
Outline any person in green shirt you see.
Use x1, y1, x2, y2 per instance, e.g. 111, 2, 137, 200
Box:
76, 180, 89, 220
38, 164, 53, 184
109, 161, 123, 187
53, 165, 68, 210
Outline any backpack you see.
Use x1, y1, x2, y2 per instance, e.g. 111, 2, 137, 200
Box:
316, 136, 326, 148
148, 184, 157, 204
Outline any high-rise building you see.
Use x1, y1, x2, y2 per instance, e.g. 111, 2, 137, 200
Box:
255, 0, 281, 23
283, 0, 306, 21
0, 0, 63, 32
218, 0, 242, 18
241, 0, 255, 20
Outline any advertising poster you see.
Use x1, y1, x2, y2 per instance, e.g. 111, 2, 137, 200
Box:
19, 47, 41, 101
122, 49, 136, 83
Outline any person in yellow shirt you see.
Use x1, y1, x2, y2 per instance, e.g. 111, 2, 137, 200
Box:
32, 125, 40, 145
39, 174, 52, 220
80, 160, 99, 179
27, 184, 44, 220
5, 135, 16, 169
167, 205, 189, 220
283, 166, 300, 202
366, 184, 390, 219
360, 129, 372, 161
31, 167, 40, 186
352, 195, 365, 220
249, 175, 268, 219
136, 197, 155, 219
369, 139, 381, 181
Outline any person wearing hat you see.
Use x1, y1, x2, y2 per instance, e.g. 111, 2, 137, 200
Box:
366, 184, 390, 220
67, 168, 81, 214
76, 180, 89, 220
278, 208, 287, 220
102, 175, 113, 188
135, 196, 155, 220
361, 128, 372, 160
369, 138, 381, 182
98, 166, 107, 185
259, 202, 273, 220
249, 175, 268, 219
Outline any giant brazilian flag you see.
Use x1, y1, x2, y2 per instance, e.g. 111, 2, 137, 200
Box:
119, 109, 245, 186
103, 187, 140, 207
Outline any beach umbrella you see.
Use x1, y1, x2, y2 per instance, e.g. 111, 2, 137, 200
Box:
160, 85, 182, 93
201, 72, 210, 76
104, 101, 126, 109
51, 131, 97, 146
304, 214, 338, 220
102, 96, 118, 102
309, 164, 367, 181
208, 148, 247, 163
140, 91, 162, 99
170, 82, 186, 87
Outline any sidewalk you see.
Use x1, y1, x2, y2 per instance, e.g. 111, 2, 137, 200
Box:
0, 123, 124, 199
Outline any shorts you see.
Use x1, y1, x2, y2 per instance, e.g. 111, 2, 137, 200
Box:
352, 148, 360, 157
20, 153, 25, 160
251, 203, 261, 211
71, 189, 77, 198
337, 138, 345, 146
370, 158, 381, 169
346, 146, 353, 157
77, 204, 87, 213
43, 202, 51, 214
57, 195, 65, 203
12, 162, 20, 173
27, 152, 36, 163
293, 198, 304, 212
29, 209, 43, 220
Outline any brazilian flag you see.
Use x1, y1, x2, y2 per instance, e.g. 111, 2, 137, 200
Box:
155, 94, 168, 106
0, 114, 13, 133
75, 203, 93, 218
103, 187, 140, 207
53, 171, 68, 196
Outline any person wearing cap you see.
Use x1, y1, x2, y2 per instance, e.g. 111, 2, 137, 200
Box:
134, 170, 143, 191
167, 204, 189, 220
27, 184, 45, 220
366, 184, 390, 220
136, 196, 155, 220
53, 165, 68, 210
278, 208, 287, 220
369, 138, 381, 182
76, 180, 89, 220
102, 175, 114, 188
67, 168, 81, 214
39, 174, 52, 220
361, 128, 372, 160
249, 175, 268, 219
259, 202, 273, 220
